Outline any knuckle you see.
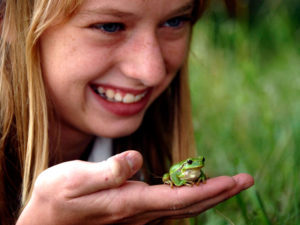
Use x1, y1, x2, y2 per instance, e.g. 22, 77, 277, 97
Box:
33, 170, 64, 205
107, 158, 130, 186
33, 170, 51, 197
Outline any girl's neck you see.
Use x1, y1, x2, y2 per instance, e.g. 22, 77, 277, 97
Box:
49, 123, 94, 164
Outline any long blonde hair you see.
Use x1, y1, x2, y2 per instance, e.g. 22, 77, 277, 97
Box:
0, 0, 205, 223
0, 0, 83, 215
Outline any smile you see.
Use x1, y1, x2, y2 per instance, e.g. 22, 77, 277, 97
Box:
92, 85, 148, 104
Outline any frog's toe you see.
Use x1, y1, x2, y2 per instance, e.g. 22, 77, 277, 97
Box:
196, 176, 206, 185
164, 180, 174, 188
184, 181, 194, 187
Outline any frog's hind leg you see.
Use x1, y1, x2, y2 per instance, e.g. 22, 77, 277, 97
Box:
163, 174, 174, 188
170, 174, 187, 187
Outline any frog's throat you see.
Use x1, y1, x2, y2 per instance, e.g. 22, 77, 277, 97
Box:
179, 168, 202, 181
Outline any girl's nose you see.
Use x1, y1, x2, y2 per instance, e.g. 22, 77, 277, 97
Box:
118, 31, 166, 87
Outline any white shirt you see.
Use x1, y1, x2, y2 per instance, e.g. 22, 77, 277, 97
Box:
88, 137, 112, 162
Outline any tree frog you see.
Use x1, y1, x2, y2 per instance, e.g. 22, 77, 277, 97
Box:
162, 156, 206, 187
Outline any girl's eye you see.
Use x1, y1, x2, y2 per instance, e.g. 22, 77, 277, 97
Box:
92, 23, 125, 33
163, 16, 191, 28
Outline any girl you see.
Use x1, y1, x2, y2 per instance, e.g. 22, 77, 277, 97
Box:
0, 0, 254, 224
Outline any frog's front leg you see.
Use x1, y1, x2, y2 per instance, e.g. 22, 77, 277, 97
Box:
196, 170, 207, 185
170, 173, 188, 187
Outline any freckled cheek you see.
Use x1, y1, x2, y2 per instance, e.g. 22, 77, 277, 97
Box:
42, 46, 110, 88
163, 39, 190, 72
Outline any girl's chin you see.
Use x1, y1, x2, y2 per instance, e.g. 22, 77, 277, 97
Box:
89, 115, 144, 139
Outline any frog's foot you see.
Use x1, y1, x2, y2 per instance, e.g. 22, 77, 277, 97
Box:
163, 173, 174, 187
164, 180, 173, 187
202, 174, 207, 184
195, 180, 201, 185
195, 180, 203, 185
184, 181, 195, 187
196, 174, 207, 185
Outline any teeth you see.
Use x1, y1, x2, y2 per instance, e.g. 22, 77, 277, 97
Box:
106, 89, 115, 102
135, 93, 146, 102
98, 87, 105, 95
96, 87, 147, 104
123, 94, 135, 103
114, 92, 123, 102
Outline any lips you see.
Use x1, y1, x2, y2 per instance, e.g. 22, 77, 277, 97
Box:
90, 84, 152, 116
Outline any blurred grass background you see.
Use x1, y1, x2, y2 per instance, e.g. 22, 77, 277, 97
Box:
188, 0, 300, 224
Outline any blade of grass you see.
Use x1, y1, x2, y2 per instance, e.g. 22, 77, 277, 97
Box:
235, 194, 250, 225
255, 190, 272, 225
214, 209, 235, 225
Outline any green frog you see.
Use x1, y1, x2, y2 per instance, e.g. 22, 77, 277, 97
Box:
162, 156, 206, 187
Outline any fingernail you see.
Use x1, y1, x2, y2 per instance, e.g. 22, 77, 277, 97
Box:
125, 152, 137, 171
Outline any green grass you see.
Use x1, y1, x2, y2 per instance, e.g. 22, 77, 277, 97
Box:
188, 5, 300, 225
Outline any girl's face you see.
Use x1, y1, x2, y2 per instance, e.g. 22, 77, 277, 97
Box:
40, 0, 193, 139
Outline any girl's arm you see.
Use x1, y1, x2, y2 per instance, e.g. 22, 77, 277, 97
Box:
16, 151, 254, 225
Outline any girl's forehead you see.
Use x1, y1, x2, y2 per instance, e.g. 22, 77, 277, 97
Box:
77, 0, 194, 17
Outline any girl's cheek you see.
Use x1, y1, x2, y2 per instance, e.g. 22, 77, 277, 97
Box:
163, 37, 190, 70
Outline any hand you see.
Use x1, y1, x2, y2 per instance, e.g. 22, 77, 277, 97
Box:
16, 151, 254, 225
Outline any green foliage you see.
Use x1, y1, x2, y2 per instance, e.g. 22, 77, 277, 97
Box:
189, 1, 300, 224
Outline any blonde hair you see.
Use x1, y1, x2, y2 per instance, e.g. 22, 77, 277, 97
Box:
0, 0, 83, 215
0, 0, 205, 223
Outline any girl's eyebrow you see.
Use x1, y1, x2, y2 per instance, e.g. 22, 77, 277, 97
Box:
80, 1, 194, 18
171, 1, 194, 15
80, 8, 135, 18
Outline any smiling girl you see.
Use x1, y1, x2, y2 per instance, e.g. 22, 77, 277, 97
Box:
0, 0, 254, 224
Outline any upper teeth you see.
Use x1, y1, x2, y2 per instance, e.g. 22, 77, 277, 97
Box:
97, 87, 146, 104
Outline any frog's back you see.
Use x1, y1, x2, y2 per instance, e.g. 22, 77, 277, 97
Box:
169, 163, 182, 174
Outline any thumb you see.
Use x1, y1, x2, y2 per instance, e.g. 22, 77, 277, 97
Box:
105, 150, 144, 187
71, 150, 143, 196
35, 151, 143, 198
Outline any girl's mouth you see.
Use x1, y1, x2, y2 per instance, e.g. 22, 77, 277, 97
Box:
92, 85, 148, 104
90, 84, 152, 116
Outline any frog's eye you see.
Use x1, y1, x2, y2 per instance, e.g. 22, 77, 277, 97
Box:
187, 159, 193, 164
202, 157, 205, 163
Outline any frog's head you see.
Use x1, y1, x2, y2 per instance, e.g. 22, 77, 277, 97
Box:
181, 156, 205, 171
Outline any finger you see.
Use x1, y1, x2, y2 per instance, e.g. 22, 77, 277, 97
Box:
150, 173, 255, 220
139, 175, 238, 211
232, 173, 255, 190
196, 173, 254, 212
73, 150, 143, 197
36, 150, 143, 198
